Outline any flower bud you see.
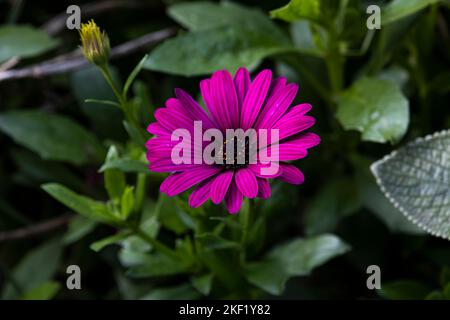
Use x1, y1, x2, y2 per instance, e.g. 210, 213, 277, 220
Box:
79, 20, 110, 66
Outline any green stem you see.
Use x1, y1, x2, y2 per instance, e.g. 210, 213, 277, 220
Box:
99, 64, 126, 106
135, 173, 147, 213
240, 200, 252, 246
135, 227, 179, 261
99, 63, 147, 142
326, 45, 344, 96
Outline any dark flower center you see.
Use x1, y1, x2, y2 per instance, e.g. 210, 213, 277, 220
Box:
219, 136, 251, 169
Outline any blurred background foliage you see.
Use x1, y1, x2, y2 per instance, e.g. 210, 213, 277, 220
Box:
0, 0, 450, 300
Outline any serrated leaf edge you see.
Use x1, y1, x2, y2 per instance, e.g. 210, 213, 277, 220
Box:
370, 129, 450, 240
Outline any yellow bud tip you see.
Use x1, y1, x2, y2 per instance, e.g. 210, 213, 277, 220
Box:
79, 20, 110, 66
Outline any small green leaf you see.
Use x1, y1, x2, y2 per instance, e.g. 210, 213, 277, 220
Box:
244, 259, 289, 295
140, 284, 201, 300
0, 25, 59, 63
127, 253, 187, 278
71, 66, 124, 140
270, 0, 321, 23
382, 0, 441, 25
103, 146, 126, 201
304, 178, 361, 236
371, 130, 450, 239
0, 110, 104, 165
121, 186, 135, 219
196, 233, 241, 251
42, 183, 121, 226
63, 216, 97, 245
21, 281, 61, 300
245, 234, 349, 295
90, 232, 131, 252
336, 77, 409, 143
2, 238, 62, 299
191, 274, 214, 296
123, 54, 148, 97
84, 99, 120, 108
99, 158, 149, 174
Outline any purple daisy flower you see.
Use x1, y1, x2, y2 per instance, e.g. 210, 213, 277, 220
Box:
146, 68, 320, 214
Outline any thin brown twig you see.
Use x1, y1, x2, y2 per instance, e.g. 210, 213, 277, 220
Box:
0, 27, 176, 82
0, 214, 73, 242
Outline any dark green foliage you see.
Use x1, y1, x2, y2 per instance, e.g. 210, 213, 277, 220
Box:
0, 0, 449, 300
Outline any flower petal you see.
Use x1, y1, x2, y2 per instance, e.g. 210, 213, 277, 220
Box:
147, 122, 170, 136
200, 79, 224, 131
154, 107, 193, 132
211, 70, 239, 129
248, 163, 282, 178
189, 177, 215, 208
225, 180, 243, 214
234, 67, 251, 110
262, 132, 320, 161
277, 163, 304, 185
211, 170, 234, 204
240, 69, 272, 130
257, 178, 271, 199
148, 159, 200, 172
273, 104, 315, 140
235, 168, 258, 198
255, 82, 298, 130
175, 88, 216, 129
160, 166, 221, 196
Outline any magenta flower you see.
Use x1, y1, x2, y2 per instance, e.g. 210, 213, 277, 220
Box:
146, 68, 320, 214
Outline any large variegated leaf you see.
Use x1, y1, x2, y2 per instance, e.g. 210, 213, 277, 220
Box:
371, 130, 450, 239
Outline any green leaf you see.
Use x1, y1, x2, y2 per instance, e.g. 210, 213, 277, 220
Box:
118, 204, 160, 264
267, 234, 350, 276
245, 234, 349, 295
290, 20, 327, 57
146, 2, 291, 76
63, 216, 97, 245
0, 25, 59, 63
90, 232, 131, 252
123, 54, 148, 97
21, 281, 61, 300
71, 66, 124, 141
196, 233, 241, 251
0, 110, 104, 165
371, 130, 450, 239
270, 0, 321, 23
99, 158, 149, 174
2, 238, 62, 299
127, 253, 188, 278
84, 99, 120, 108
11, 149, 85, 191
140, 284, 201, 300
145, 26, 291, 76
378, 280, 431, 299
244, 259, 289, 295
157, 195, 190, 234
304, 178, 361, 236
382, 0, 441, 25
121, 186, 135, 219
168, 1, 289, 40
191, 273, 214, 296
42, 183, 121, 226
336, 77, 409, 143
351, 155, 424, 235
103, 146, 126, 201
